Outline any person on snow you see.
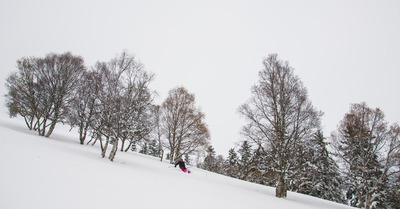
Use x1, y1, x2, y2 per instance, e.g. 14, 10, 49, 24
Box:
175, 159, 190, 173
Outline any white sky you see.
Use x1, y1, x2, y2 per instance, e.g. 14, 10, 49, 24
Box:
1, 0, 399, 156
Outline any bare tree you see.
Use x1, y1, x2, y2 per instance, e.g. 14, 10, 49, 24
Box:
238, 54, 322, 198
5, 52, 86, 137
6, 57, 40, 130
161, 87, 210, 163
67, 70, 102, 144
88, 51, 155, 161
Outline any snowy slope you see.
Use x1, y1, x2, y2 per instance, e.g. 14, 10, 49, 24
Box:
0, 116, 355, 209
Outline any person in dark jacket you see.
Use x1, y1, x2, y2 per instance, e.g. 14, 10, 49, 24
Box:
175, 159, 190, 173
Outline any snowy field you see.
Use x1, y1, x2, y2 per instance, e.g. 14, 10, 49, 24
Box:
0, 116, 355, 209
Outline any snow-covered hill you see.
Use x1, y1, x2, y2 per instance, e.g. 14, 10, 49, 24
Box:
0, 116, 355, 209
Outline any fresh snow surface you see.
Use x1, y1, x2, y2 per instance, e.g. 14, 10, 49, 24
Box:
0, 116, 355, 209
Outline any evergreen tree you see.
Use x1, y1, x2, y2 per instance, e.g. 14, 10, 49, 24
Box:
215, 155, 226, 175
246, 146, 268, 185
139, 142, 148, 154
184, 153, 191, 166
225, 148, 239, 178
332, 103, 400, 209
202, 146, 217, 172
131, 141, 137, 152
296, 130, 344, 203
147, 139, 160, 157
238, 141, 252, 180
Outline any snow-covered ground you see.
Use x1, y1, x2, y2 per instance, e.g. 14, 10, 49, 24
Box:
0, 116, 355, 209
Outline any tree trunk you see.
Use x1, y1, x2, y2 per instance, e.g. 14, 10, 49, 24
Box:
169, 146, 175, 164
276, 173, 287, 198
90, 137, 98, 146
24, 116, 34, 130
120, 138, 125, 151
45, 120, 56, 137
78, 122, 85, 145
100, 132, 109, 158
45, 109, 59, 137
101, 139, 108, 158
109, 138, 119, 162
124, 139, 134, 152
38, 118, 47, 136
79, 120, 89, 145
160, 150, 164, 162
365, 190, 372, 209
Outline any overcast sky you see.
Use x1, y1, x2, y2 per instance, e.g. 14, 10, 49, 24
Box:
1, 0, 399, 156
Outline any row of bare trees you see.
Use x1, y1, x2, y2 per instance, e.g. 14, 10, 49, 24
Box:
69, 51, 156, 161
5, 51, 210, 162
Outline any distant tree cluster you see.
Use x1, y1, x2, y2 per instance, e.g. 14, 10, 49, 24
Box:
5, 51, 210, 162
199, 54, 399, 209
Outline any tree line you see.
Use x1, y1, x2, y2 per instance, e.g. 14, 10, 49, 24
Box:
200, 54, 399, 209
5, 52, 399, 209
5, 51, 210, 162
